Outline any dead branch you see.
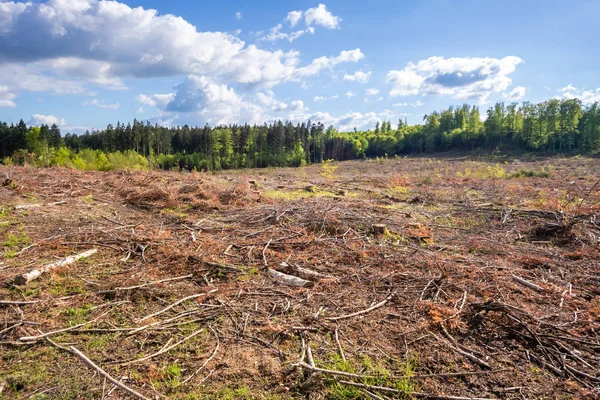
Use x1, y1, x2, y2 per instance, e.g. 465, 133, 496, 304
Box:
121, 327, 205, 366
0, 300, 41, 306
337, 380, 498, 400
70, 346, 150, 400
334, 328, 346, 362
136, 290, 217, 323
20, 308, 112, 342
97, 274, 193, 296
512, 275, 545, 292
297, 361, 376, 380
326, 294, 393, 321
177, 327, 220, 386
14, 249, 98, 285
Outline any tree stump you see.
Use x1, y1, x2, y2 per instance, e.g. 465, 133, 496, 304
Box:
372, 224, 389, 236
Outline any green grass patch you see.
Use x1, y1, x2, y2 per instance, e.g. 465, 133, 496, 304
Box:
510, 168, 551, 178
320, 353, 415, 399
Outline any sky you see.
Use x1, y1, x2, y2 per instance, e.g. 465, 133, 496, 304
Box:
0, 0, 599, 133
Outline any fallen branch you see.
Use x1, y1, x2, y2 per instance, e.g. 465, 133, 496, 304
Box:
177, 327, 220, 386
97, 274, 193, 296
337, 380, 497, 400
334, 328, 346, 362
326, 294, 393, 321
70, 346, 150, 400
297, 361, 376, 380
136, 290, 217, 323
20, 308, 112, 342
14, 249, 97, 285
412, 369, 508, 379
512, 275, 545, 293
121, 327, 205, 366
268, 268, 314, 288
0, 300, 41, 306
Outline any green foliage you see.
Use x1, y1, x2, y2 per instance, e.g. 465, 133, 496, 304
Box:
3, 97, 600, 172
510, 168, 551, 178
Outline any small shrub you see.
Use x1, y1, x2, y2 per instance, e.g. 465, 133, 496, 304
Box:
510, 168, 550, 178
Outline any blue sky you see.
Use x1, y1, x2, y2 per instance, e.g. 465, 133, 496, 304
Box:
0, 0, 599, 133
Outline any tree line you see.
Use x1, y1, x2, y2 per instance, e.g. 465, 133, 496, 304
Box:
1, 98, 599, 171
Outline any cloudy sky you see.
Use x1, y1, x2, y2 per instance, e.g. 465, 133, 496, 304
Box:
0, 0, 598, 133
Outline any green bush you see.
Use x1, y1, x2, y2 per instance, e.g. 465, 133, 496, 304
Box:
510, 168, 550, 178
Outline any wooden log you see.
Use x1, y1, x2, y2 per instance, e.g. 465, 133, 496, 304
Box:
14, 249, 97, 285
268, 268, 314, 288
277, 262, 324, 282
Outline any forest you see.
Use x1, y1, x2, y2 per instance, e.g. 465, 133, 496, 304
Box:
1, 98, 599, 171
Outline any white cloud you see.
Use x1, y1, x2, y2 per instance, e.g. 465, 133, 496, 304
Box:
304, 4, 341, 29
82, 98, 120, 110
27, 114, 91, 133
296, 49, 364, 76
0, 86, 17, 107
285, 10, 303, 27
0, 0, 359, 96
308, 110, 390, 131
387, 56, 523, 103
392, 100, 424, 107
503, 86, 526, 102
313, 95, 338, 102
28, 114, 66, 126
141, 77, 308, 127
366, 88, 379, 96
557, 84, 600, 104
345, 91, 355, 98
137, 93, 176, 109
258, 23, 314, 43
235, 11, 242, 20
343, 71, 371, 83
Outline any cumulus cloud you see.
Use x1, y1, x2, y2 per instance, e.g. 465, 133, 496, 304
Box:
503, 86, 526, 102
82, 98, 120, 110
258, 24, 314, 43
285, 10, 303, 27
365, 88, 379, 96
296, 49, 364, 76
387, 56, 523, 103
343, 71, 371, 83
27, 114, 91, 133
557, 84, 600, 104
139, 77, 308, 126
235, 11, 242, 20
345, 91, 355, 98
308, 110, 390, 131
392, 100, 424, 107
304, 4, 341, 29
0, 86, 17, 107
137, 93, 176, 109
0, 0, 359, 96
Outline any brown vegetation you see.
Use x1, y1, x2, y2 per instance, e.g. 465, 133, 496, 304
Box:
0, 155, 598, 399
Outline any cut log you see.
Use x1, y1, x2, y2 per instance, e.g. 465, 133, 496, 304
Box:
277, 262, 324, 282
268, 268, 314, 288
14, 249, 97, 285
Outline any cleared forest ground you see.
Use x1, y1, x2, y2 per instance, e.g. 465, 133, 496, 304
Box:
0, 155, 599, 400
